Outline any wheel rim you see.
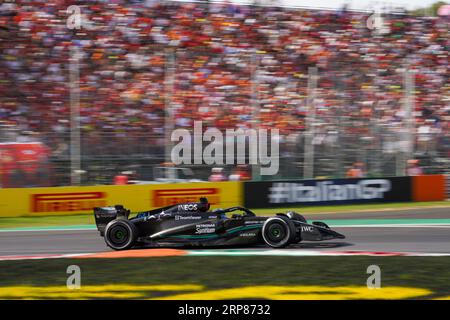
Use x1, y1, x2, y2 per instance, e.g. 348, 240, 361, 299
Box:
266, 222, 286, 243
108, 225, 130, 246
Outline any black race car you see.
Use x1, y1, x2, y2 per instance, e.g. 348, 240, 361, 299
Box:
94, 198, 345, 250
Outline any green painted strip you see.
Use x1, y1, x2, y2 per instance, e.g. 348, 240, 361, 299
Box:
1, 219, 450, 233
323, 219, 450, 226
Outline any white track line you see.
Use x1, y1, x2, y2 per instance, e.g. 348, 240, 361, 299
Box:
2, 249, 450, 261
186, 250, 450, 257
0, 253, 93, 261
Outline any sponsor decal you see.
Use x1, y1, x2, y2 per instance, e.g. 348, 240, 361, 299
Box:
31, 192, 107, 213
245, 221, 263, 225
0, 284, 202, 299
159, 285, 431, 300
178, 204, 198, 211
175, 215, 202, 221
0, 284, 434, 300
240, 232, 256, 237
268, 180, 392, 204
195, 223, 216, 234
153, 188, 219, 207
244, 177, 412, 208
301, 226, 314, 232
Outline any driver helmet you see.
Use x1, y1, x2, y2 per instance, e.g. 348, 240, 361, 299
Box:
198, 197, 210, 212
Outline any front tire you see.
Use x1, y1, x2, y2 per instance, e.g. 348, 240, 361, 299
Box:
104, 219, 137, 250
262, 217, 296, 248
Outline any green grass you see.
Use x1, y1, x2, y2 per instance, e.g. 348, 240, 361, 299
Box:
0, 215, 96, 229
251, 201, 450, 215
0, 201, 448, 229
0, 256, 449, 299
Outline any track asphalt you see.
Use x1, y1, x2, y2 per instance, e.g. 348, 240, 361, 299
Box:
1, 207, 449, 256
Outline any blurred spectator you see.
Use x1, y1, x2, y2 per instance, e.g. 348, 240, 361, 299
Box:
229, 165, 252, 181
114, 170, 139, 185
0, 1, 447, 181
113, 174, 129, 185
407, 159, 424, 176
346, 162, 366, 178
209, 167, 227, 182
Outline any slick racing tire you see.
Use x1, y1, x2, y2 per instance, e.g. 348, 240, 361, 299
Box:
262, 217, 296, 248
104, 219, 137, 250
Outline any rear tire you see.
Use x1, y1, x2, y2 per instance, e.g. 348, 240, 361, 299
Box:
262, 217, 296, 248
104, 219, 137, 250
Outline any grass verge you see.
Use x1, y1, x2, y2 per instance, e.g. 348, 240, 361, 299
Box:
0, 256, 449, 299
251, 201, 450, 215
0, 214, 96, 229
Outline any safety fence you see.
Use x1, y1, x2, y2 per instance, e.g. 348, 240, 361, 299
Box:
1, 130, 449, 189
0, 175, 447, 217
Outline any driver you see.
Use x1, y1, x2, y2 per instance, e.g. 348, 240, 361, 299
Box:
198, 197, 211, 212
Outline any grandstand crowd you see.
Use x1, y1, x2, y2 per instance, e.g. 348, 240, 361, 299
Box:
0, 1, 448, 164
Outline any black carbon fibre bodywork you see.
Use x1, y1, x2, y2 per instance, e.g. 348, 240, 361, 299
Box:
94, 199, 345, 250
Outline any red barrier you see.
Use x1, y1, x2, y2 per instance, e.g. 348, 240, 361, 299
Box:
412, 175, 446, 202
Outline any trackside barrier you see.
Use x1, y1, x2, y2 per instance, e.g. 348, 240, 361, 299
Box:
446, 175, 450, 200
412, 175, 447, 202
0, 182, 242, 217
243, 175, 447, 209
244, 177, 412, 208
0, 175, 445, 217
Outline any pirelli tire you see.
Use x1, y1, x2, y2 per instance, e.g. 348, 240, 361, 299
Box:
104, 219, 137, 250
262, 216, 297, 248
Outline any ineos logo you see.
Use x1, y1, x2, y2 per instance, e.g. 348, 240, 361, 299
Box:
178, 204, 198, 211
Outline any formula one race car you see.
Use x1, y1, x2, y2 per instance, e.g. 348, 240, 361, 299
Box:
94, 198, 345, 250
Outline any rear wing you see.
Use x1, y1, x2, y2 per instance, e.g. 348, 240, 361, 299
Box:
94, 205, 130, 236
